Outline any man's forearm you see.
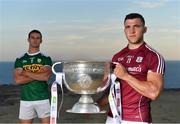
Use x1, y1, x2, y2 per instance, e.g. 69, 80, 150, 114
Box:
123, 73, 163, 100
97, 88, 110, 108
114, 63, 163, 100
124, 74, 152, 96
15, 75, 34, 84
23, 70, 51, 81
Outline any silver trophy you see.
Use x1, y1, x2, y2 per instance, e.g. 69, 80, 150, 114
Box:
52, 61, 111, 114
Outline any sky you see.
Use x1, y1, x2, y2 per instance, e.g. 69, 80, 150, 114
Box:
0, 0, 180, 62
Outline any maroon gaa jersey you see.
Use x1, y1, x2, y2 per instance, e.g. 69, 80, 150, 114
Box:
108, 42, 165, 122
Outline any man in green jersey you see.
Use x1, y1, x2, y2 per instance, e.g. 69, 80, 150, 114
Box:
14, 30, 52, 124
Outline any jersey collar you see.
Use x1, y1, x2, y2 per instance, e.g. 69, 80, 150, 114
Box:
27, 51, 40, 56
127, 42, 146, 51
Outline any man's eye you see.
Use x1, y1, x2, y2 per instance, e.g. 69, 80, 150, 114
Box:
125, 26, 130, 29
135, 25, 142, 28
31, 37, 40, 39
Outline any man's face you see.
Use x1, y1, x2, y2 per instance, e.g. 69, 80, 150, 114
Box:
28, 32, 42, 48
124, 18, 146, 44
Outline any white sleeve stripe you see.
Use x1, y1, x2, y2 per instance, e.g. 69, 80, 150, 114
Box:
154, 52, 164, 74
157, 53, 160, 73
159, 54, 165, 74
145, 44, 165, 74
157, 54, 164, 74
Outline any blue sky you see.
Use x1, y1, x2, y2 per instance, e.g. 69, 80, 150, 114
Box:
0, 0, 180, 61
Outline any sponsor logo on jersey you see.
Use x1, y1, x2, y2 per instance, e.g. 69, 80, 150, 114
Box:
136, 56, 143, 63
118, 57, 124, 61
127, 65, 142, 73
22, 60, 27, 63
23, 64, 43, 72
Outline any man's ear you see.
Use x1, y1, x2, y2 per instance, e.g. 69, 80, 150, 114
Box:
144, 26, 147, 33
27, 38, 30, 43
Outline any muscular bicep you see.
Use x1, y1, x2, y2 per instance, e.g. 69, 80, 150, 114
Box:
147, 72, 164, 98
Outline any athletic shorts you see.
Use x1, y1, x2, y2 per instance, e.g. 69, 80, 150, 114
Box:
106, 116, 151, 124
19, 99, 50, 120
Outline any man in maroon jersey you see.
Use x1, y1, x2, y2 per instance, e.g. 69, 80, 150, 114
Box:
97, 13, 165, 124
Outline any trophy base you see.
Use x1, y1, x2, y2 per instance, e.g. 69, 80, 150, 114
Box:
66, 102, 106, 114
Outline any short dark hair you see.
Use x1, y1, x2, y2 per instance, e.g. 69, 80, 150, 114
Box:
124, 13, 145, 26
28, 30, 42, 39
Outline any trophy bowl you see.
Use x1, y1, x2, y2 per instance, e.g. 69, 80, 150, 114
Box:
62, 61, 111, 113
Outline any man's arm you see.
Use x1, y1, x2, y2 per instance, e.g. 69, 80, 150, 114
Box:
97, 91, 109, 105
23, 66, 52, 81
96, 87, 110, 111
114, 63, 164, 100
14, 68, 34, 84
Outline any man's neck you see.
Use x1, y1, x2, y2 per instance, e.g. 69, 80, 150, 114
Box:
28, 48, 40, 54
128, 41, 144, 50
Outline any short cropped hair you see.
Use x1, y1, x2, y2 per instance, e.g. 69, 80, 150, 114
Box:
124, 13, 145, 26
28, 30, 42, 39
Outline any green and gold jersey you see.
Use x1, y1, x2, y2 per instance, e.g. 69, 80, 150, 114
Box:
14, 51, 52, 101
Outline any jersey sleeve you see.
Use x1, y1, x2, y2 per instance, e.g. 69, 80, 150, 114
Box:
44, 56, 52, 66
148, 53, 165, 75
14, 58, 23, 69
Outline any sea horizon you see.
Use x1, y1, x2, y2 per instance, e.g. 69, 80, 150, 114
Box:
0, 60, 180, 89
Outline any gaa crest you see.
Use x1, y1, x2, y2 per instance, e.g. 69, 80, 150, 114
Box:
37, 58, 42, 63
136, 57, 143, 63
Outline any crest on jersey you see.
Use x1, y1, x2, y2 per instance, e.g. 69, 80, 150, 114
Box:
136, 57, 143, 63
37, 58, 42, 63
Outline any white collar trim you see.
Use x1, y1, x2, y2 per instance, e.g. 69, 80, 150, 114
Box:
27, 51, 40, 56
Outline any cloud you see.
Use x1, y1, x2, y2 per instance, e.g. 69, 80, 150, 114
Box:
93, 22, 120, 33
43, 19, 122, 45
134, 1, 166, 8
150, 28, 180, 34
174, 29, 180, 34
63, 35, 86, 42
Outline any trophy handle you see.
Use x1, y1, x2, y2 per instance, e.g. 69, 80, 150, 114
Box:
52, 62, 62, 75
52, 62, 75, 93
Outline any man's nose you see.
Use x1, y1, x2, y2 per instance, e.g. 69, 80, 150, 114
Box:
130, 27, 135, 34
